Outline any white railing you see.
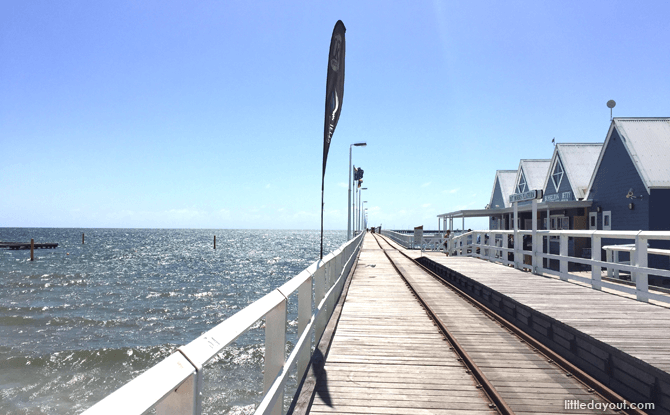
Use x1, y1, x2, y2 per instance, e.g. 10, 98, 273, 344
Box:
82, 232, 365, 415
418, 234, 445, 251
381, 230, 413, 248
381, 230, 448, 251
447, 229, 670, 304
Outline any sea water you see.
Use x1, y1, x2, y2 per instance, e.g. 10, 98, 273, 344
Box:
0, 228, 346, 415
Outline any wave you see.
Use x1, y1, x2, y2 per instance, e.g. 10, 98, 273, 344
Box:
0, 344, 176, 372
0, 312, 138, 329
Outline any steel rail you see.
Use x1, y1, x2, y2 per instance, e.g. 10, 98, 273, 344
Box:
371, 233, 511, 415
376, 233, 647, 415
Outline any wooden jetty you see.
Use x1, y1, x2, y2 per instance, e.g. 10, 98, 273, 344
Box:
292, 234, 631, 414
0, 242, 58, 250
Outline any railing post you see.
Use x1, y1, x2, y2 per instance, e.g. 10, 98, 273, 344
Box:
325, 259, 336, 314
296, 274, 313, 380
606, 249, 613, 278
264, 297, 287, 415
613, 251, 620, 280
503, 233, 509, 264
559, 233, 568, 281
513, 202, 520, 269
591, 233, 602, 290
635, 233, 649, 302
314, 265, 327, 341
532, 199, 538, 273
155, 373, 197, 415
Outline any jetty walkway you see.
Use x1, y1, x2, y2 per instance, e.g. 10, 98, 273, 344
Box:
293, 233, 668, 415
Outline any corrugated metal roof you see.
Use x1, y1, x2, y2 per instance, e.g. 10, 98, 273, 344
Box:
497, 170, 517, 208
518, 159, 551, 191
614, 118, 670, 189
555, 143, 602, 199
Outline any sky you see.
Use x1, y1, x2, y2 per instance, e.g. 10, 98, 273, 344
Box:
2, 1, 669, 230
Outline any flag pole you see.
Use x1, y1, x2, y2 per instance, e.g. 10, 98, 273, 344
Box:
320, 178, 325, 259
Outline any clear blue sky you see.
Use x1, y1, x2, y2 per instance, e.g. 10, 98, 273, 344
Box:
2, 1, 669, 230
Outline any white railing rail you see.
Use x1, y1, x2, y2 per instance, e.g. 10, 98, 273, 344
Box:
82, 232, 365, 415
447, 229, 670, 304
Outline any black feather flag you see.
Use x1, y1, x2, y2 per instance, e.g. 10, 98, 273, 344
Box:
321, 20, 346, 259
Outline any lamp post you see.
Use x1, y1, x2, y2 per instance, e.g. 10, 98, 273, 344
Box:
348, 143, 367, 240
359, 191, 368, 232
362, 201, 368, 231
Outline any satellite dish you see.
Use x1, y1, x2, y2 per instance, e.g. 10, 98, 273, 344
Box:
607, 100, 616, 109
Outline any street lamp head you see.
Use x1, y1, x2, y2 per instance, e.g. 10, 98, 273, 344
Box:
354, 142, 367, 147
361, 187, 368, 190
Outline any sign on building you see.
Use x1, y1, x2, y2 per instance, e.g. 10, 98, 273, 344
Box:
509, 189, 543, 203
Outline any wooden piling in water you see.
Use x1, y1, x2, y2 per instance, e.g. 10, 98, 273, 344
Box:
30, 239, 34, 261
82, 233, 85, 244
214, 235, 216, 250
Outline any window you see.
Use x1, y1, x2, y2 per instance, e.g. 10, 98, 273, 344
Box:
551, 159, 564, 192
589, 212, 597, 230
549, 215, 568, 240
603, 211, 611, 230
516, 172, 527, 193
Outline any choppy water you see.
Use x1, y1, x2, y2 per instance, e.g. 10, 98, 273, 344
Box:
0, 228, 346, 415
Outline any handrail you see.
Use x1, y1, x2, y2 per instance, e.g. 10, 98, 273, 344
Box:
381, 230, 413, 248
448, 229, 670, 304
381, 230, 447, 251
82, 231, 365, 415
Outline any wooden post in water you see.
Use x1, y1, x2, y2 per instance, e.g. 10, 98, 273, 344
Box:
30, 239, 34, 261
214, 235, 216, 250
82, 233, 85, 244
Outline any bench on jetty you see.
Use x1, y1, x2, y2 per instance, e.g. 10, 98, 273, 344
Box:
0, 242, 59, 250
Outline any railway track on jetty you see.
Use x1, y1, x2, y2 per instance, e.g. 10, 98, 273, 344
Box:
368, 232, 645, 415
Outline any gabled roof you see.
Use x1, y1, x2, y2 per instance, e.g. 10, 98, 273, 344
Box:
543, 143, 602, 200
586, 117, 670, 196
488, 170, 517, 209
515, 159, 551, 193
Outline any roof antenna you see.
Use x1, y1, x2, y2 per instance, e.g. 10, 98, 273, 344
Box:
607, 100, 616, 121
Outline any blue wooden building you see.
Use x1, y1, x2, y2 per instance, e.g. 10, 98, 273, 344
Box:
438, 117, 670, 286
586, 117, 670, 284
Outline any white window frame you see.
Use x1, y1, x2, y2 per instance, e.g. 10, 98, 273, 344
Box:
551, 158, 564, 192
589, 212, 597, 230
549, 214, 568, 240
603, 211, 612, 230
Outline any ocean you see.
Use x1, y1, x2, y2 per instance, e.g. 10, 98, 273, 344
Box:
0, 228, 347, 415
